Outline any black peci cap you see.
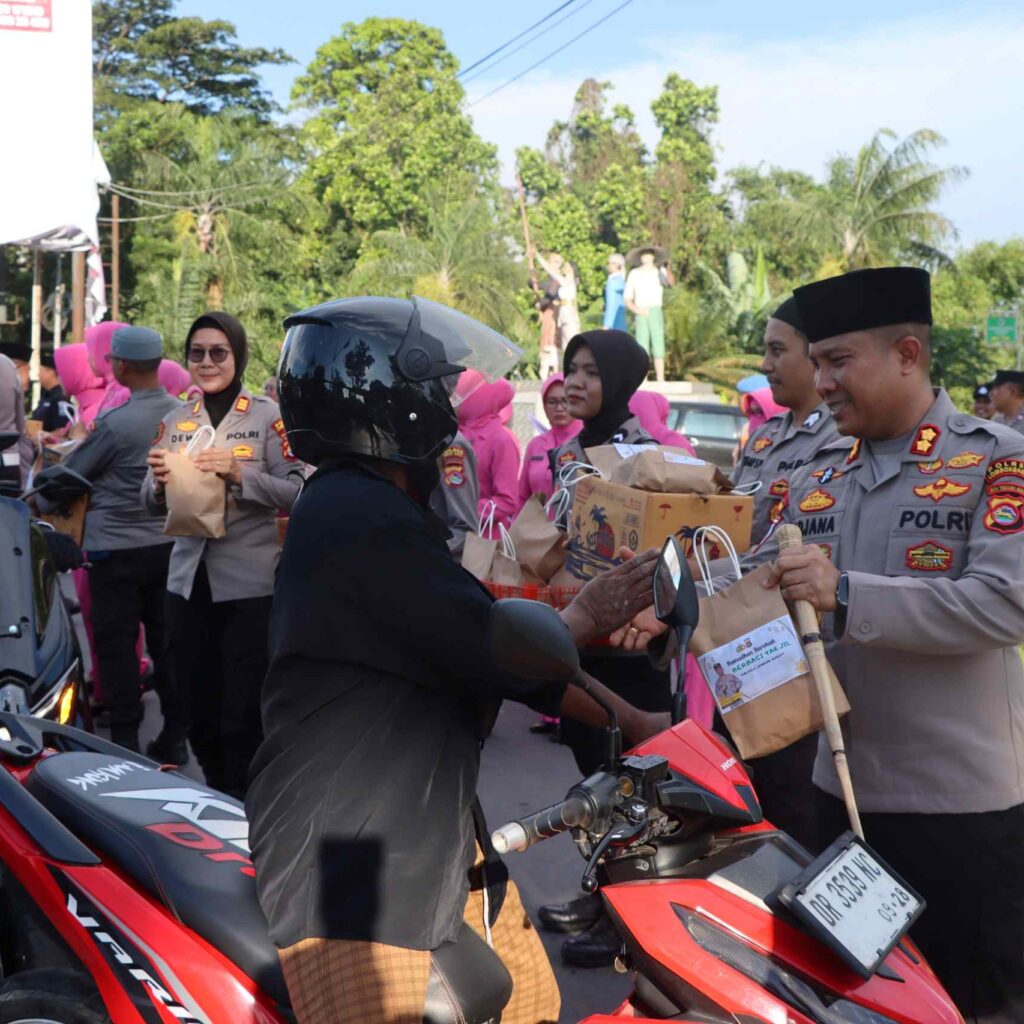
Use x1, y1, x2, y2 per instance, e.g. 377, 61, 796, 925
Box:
794, 267, 932, 344
769, 296, 804, 335
988, 370, 1024, 390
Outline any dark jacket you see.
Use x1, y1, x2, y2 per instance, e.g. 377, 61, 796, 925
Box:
246, 460, 564, 951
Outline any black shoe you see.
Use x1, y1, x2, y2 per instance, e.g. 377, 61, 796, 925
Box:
110, 727, 140, 753
146, 731, 189, 767
538, 892, 603, 934
560, 916, 622, 968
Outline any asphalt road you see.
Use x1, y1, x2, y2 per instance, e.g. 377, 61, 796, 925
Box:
120, 691, 630, 1022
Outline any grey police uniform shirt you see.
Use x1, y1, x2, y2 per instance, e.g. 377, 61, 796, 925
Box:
429, 431, 479, 557
752, 388, 1024, 815
143, 389, 303, 602
731, 403, 840, 547
39, 387, 183, 551
1003, 410, 1024, 435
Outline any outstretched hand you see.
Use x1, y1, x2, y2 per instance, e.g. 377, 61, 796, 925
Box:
561, 546, 659, 647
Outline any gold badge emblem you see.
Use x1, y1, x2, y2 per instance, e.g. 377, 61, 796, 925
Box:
175, 420, 198, 432
911, 424, 941, 456
752, 437, 772, 453
947, 451, 983, 469
913, 478, 971, 503
916, 459, 943, 475
905, 541, 952, 572
798, 488, 836, 513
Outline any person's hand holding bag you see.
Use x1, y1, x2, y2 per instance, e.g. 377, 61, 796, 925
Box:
193, 446, 243, 487
561, 545, 659, 646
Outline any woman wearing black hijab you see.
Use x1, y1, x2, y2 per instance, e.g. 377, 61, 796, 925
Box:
542, 329, 673, 966
144, 312, 303, 796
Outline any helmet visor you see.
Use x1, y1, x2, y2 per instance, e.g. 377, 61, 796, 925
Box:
414, 297, 522, 405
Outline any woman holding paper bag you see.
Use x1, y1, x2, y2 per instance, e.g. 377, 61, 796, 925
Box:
144, 312, 302, 798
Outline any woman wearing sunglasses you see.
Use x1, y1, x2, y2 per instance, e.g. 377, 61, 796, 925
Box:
144, 312, 303, 797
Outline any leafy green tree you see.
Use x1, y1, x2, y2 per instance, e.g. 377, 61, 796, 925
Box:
348, 178, 527, 344
293, 18, 497, 240
651, 74, 718, 187
93, 0, 290, 121
958, 240, 1024, 307
790, 129, 968, 270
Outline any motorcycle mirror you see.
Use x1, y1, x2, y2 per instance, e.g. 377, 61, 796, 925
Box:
489, 599, 581, 684
653, 536, 700, 660
23, 465, 92, 503
0, 432, 19, 454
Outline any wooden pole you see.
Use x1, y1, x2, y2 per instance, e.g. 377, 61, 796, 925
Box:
516, 174, 538, 294
776, 523, 864, 839
30, 250, 42, 408
111, 193, 120, 322
71, 250, 85, 345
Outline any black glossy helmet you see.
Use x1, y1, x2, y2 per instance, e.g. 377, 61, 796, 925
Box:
278, 296, 522, 466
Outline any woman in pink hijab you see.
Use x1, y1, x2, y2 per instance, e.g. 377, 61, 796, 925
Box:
628, 390, 696, 455
53, 343, 106, 426
101, 358, 194, 411
85, 321, 130, 416
455, 370, 521, 535
516, 372, 581, 511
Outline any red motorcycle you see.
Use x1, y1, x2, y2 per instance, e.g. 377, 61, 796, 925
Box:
0, 538, 962, 1023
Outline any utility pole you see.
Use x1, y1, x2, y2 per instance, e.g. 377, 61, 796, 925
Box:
71, 251, 85, 344
30, 250, 42, 408
111, 193, 120, 321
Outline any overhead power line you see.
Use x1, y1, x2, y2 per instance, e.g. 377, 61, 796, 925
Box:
467, 0, 638, 108
460, 0, 597, 87
458, 0, 580, 79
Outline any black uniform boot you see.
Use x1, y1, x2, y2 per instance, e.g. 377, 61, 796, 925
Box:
560, 914, 623, 968
538, 891, 603, 933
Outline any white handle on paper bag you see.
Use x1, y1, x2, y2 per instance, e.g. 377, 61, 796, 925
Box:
184, 425, 216, 456
692, 525, 741, 594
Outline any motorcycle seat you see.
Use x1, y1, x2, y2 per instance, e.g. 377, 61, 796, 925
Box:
25, 752, 514, 1024
26, 751, 292, 1010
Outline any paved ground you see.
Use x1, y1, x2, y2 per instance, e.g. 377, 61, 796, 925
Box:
120, 691, 630, 1022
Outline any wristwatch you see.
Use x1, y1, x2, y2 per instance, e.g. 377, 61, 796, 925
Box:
835, 572, 850, 609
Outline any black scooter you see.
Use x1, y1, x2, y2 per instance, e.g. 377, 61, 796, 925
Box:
0, 432, 91, 727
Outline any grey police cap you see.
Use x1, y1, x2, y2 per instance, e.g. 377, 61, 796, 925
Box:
111, 326, 163, 361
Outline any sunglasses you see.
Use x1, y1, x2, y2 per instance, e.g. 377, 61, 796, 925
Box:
187, 346, 232, 364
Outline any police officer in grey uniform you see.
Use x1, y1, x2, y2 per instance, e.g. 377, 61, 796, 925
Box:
986, 369, 1024, 434
0, 352, 28, 491
733, 297, 839, 549
38, 326, 187, 756
765, 267, 1024, 1021
144, 312, 302, 797
429, 429, 479, 557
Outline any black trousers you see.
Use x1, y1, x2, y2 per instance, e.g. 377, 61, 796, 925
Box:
561, 650, 671, 776
745, 734, 819, 852
816, 789, 1024, 1024
89, 544, 184, 741
165, 562, 270, 798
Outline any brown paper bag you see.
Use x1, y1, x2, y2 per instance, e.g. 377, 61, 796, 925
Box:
490, 550, 527, 586
25, 418, 43, 439
163, 450, 227, 539
609, 450, 733, 494
508, 495, 567, 581
462, 532, 498, 580
690, 563, 849, 759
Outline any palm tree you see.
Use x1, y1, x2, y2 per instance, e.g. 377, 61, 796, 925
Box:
795, 129, 968, 270
348, 178, 528, 341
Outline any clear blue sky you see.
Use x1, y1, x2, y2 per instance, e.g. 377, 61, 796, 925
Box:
178, 1, 1024, 246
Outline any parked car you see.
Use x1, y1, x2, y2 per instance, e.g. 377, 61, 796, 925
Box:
667, 401, 745, 471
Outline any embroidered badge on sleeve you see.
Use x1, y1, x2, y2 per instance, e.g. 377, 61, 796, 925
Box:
984, 495, 1024, 534
443, 444, 467, 488
986, 459, 1024, 498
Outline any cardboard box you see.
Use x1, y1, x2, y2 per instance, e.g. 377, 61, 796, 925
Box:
565, 475, 753, 581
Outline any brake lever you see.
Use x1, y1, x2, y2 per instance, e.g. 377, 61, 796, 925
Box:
580, 817, 647, 894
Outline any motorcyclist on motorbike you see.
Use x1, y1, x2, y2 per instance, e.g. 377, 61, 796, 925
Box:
245, 297, 668, 1024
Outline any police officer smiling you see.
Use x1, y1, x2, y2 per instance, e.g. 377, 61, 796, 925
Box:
145, 312, 302, 798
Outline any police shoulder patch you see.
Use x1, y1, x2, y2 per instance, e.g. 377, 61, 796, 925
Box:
798, 488, 836, 513
845, 438, 862, 465
985, 459, 1024, 498
234, 396, 250, 414
152, 422, 165, 445
752, 436, 773, 453
443, 444, 466, 488
912, 478, 971, 503
905, 540, 953, 572
947, 451, 984, 469
910, 423, 941, 456
984, 495, 1024, 534
916, 458, 943, 475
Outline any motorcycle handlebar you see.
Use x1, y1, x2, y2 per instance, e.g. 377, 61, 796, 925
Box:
491, 793, 592, 854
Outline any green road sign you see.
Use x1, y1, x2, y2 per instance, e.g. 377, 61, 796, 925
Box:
986, 313, 1019, 345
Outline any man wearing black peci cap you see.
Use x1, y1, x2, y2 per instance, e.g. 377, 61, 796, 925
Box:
987, 369, 1024, 434
29, 345, 72, 433
761, 267, 1024, 1021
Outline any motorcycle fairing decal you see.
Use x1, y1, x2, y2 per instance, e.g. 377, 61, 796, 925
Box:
54, 871, 211, 1024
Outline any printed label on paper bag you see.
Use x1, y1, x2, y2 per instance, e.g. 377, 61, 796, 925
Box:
613, 443, 659, 459
698, 615, 808, 714
662, 451, 706, 466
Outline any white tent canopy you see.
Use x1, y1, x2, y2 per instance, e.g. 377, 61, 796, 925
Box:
0, 1, 106, 251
